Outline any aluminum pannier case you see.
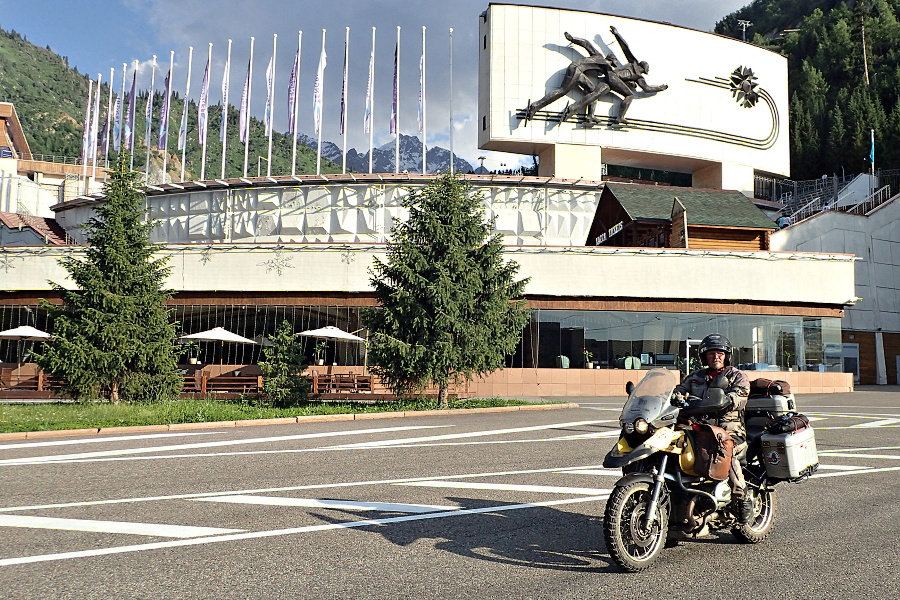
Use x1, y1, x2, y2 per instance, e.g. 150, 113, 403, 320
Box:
760, 426, 818, 480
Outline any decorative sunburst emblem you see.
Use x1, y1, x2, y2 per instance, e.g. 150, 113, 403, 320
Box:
729, 66, 760, 108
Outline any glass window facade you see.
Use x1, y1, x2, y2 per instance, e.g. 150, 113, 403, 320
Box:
507, 309, 843, 375
1, 304, 841, 374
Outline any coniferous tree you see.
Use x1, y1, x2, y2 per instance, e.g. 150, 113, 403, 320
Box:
365, 174, 531, 408
37, 154, 182, 403
258, 320, 311, 407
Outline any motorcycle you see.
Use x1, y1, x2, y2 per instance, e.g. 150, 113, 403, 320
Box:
601, 369, 779, 572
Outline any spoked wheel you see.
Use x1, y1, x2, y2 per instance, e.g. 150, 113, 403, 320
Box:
732, 486, 776, 543
603, 481, 669, 572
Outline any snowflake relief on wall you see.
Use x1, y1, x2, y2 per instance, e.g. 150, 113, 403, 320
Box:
199, 246, 215, 264
258, 249, 295, 276
730, 66, 760, 108
0, 251, 23, 272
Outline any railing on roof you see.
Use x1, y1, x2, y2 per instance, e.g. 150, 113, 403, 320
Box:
842, 184, 893, 216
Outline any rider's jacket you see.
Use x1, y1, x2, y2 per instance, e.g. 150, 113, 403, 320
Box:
674, 365, 750, 440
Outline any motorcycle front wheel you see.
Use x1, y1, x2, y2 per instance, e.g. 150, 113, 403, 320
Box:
603, 480, 669, 572
732, 486, 776, 543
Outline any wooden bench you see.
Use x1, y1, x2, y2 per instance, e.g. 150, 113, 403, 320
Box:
309, 374, 373, 394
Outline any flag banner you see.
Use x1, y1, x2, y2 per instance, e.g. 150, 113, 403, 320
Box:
418, 53, 424, 134
390, 43, 398, 134
287, 49, 299, 136
89, 79, 102, 164
125, 72, 136, 150
100, 107, 110, 159
364, 43, 373, 134
145, 86, 154, 148
239, 59, 250, 143
158, 69, 171, 150
264, 56, 274, 136
80, 85, 92, 162
198, 57, 210, 143
870, 131, 875, 165
340, 36, 348, 136
113, 96, 122, 151
220, 50, 230, 142
313, 45, 327, 136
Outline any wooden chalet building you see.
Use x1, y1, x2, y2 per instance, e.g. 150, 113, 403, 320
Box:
587, 183, 777, 250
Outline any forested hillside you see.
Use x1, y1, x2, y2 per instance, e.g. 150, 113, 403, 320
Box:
717, 0, 900, 179
0, 26, 337, 179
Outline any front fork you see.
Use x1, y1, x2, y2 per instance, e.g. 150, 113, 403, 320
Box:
643, 453, 669, 529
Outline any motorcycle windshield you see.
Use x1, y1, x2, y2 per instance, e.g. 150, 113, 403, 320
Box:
619, 369, 680, 424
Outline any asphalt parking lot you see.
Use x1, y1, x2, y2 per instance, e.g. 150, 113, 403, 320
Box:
1, 388, 898, 599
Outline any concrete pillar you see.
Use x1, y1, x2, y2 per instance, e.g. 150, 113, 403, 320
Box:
692, 161, 755, 196
537, 143, 603, 181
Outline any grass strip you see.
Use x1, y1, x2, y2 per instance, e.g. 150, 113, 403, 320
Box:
0, 397, 551, 433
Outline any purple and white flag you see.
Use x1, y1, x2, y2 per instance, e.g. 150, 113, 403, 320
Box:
364, 42, 374, 134
339, 36, 348, 136
145, 78, 154, 147
125, 71, 136, 150
418, 53, 424, 134
198, 56, 210, 143
157, 69, 171, 150
220, 48, 230, 142
89, 77, 102, 164
112, 95, 122, 151
390, 43, 398, 135
287, 49, 299, 136
80, 82, 92, 163
239, 59, 251, 143
313, 44, 327, 136
264, 56, 274, 136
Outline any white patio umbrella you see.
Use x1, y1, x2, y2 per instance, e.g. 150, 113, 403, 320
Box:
179, 327, 257, 364
0, 325, 52, 386
297, 326, 367, 370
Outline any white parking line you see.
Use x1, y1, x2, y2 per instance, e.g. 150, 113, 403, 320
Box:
816, 464, 873, 471
0, 425, 447, 466
0, 432, 221, 451
194, 495, 460, 513
0, 515, 243, 538
397, 481, 612, 495
0, 494, 610, 567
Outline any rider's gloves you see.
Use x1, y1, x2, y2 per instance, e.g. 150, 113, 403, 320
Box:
670, 392, 689, 408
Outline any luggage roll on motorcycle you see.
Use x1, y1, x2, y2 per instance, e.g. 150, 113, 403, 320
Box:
601, 368, 797, 572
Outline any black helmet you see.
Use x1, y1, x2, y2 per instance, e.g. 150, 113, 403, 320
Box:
699, 333, 731, 366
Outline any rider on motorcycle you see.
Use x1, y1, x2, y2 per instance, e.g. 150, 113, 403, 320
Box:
673, 333, 753, 524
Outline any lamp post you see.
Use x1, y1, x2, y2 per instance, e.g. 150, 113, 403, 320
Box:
737, 20, 753, 42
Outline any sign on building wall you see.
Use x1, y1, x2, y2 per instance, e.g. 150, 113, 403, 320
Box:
478, 5, 790, 180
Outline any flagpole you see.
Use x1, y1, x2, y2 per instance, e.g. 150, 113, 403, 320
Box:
290, 31, 302, 177
367, 27, 375, 174
220, 39, 232, 180
449, 28, 454, 175
243, 36, 254, 178
81, 78, 93, 193
161, 50, 174, 182
267, 33, 277, 177
341, 27, 349, 174
104, 67, 114, 170
179, 47, 193, 182
129, 60, 138, 171
421, 27, 426, 175
178, 49, 192, 181
117, 63, 126, 154
145, 55, 157, 182
395, 26, 400, 174
200, 42, 212, 181
315, 29, 326, 176
90, 73, 102, 184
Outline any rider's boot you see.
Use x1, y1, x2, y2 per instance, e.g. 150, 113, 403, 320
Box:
737, 497, 754, 524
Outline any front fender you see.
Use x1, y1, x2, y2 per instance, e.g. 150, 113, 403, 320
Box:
612, 472, 655, 489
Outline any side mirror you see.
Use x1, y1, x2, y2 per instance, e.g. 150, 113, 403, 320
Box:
625, 381, 635, 395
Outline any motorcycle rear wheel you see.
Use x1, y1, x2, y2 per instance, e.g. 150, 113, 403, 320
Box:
732, 487, 775, 543
603, 480, 668, 572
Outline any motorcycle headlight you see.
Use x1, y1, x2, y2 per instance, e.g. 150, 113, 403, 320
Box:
633, 418, 650, 434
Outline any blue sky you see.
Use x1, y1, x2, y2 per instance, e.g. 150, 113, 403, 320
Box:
2, 1, 749, 169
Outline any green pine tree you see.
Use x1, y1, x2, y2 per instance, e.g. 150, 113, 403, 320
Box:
364, 174, 531, 408
36, 153, 182, 403
258, 320, 311, 407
